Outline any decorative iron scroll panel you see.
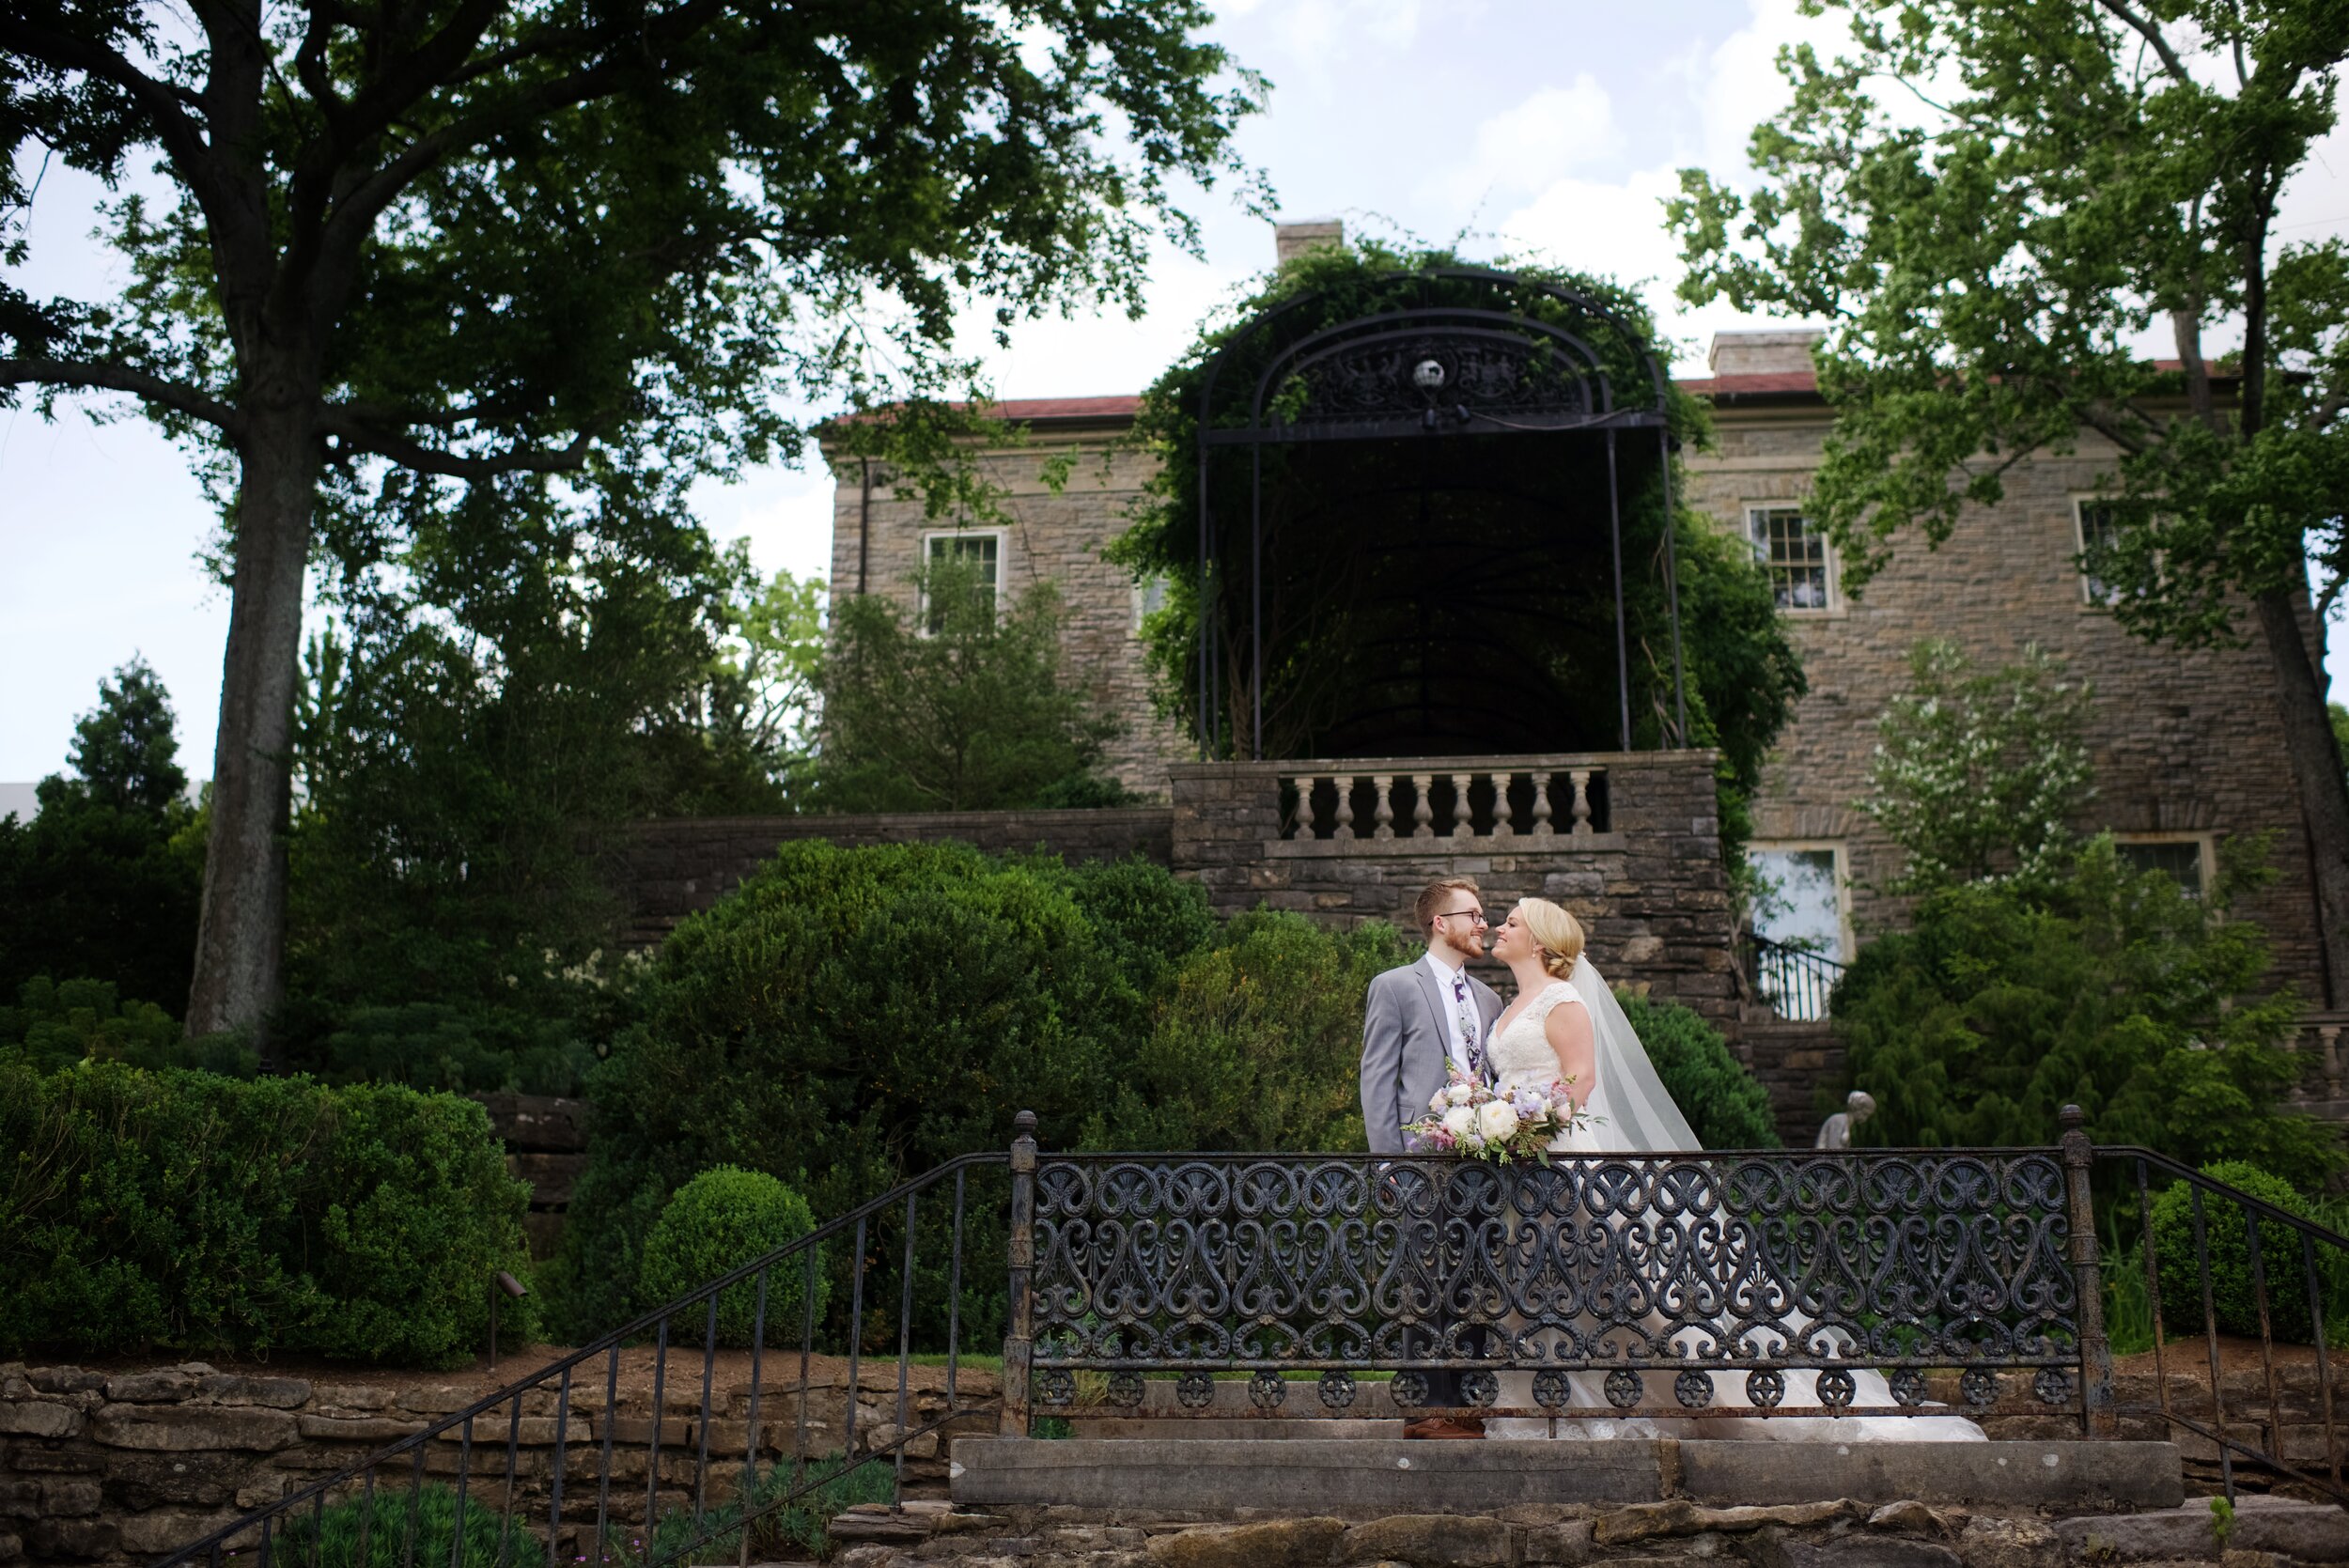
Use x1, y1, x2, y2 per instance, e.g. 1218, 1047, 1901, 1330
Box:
1031, 1154, 2079, 1418
1289, 330, 1594, 429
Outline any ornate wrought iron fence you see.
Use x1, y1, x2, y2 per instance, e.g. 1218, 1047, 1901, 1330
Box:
1019, 1114, 2101, 1427
153, 1154, 1011, 1568
1741, 934, 1845, 1023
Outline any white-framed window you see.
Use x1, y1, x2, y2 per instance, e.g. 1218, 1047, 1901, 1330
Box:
1747, 505, 1834, 613
2115, 832, 2216, 898
921, 529, 1005, 633
2075, 498, 2125, 607
1133, 574, 1171, 631
1747, 842, 1853, 960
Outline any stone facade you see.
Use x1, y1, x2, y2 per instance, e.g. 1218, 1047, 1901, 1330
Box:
827, 426, 1185, 797
1677, 387, 2328, 1004
814, 338, 2332, 1017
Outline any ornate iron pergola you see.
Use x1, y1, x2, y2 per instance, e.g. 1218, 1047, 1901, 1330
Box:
1193, 267, 1690, 760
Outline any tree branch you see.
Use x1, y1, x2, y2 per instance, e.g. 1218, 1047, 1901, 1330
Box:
0, 359, 242, 431
0, 20, 227, 211
2090, 0, 2194, 85
318, 411, 592, 478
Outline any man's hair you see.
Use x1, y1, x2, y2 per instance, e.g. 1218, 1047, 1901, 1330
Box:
1414, 877, 1482, 933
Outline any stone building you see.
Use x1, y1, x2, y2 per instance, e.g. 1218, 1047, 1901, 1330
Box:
619, 221, 2341, 1136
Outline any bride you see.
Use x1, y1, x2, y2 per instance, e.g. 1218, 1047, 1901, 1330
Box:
1476, 898, 1983, 1443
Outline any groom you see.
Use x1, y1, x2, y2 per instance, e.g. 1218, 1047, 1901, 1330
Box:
1361, 877, 1504, 1440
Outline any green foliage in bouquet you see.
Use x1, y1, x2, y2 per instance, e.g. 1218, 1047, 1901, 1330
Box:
1617, 991, 1781, 1149
0, 1062, 533, 1363
1834, 838, 2333, 1188
2150, 1162, 2349, 1345
637, 1167, 827, 1347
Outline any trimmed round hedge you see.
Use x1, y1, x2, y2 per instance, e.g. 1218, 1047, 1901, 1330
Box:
2151, 1161, 2349, 1345
637, 1167, 826, 1345
1616, 989, 1781, 1149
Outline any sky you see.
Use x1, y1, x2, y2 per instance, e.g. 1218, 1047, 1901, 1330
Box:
8, 0, 2349, 784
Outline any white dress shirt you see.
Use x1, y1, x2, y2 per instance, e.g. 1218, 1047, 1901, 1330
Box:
1424, 949, 1486, 1079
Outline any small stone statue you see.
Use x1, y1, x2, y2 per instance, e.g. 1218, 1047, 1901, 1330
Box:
1815, 1090, 1877, 1151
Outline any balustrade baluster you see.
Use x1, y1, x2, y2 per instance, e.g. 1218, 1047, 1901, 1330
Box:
1372, 775, 1395, 841
1333, 775, 1356, 841
1410, 775, 1434, 839
1531, 772, 1555, 837
1450, 773, 1473, 838
1569, 768, 1595, 837
1288, 775, 1315, 841
1492, 774, 1514, 838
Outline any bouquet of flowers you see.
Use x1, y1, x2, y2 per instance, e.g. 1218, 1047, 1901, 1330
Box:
1403, 1070, 1591, 1163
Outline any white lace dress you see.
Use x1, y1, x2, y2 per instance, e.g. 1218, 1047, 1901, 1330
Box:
1476, 981, 1984, 1442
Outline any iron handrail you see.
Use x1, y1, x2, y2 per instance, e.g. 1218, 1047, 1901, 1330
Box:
154, 1150, 1012, 1568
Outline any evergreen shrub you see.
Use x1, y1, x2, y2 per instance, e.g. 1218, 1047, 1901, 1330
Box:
2150, 1161, 2349, 1345
637, 1167, 826, 1344
0, 1061, 533, 1363
1617, 990, 1780, 1149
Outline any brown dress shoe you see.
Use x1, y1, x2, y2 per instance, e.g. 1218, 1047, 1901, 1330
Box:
1402, 1416, 1486, 1439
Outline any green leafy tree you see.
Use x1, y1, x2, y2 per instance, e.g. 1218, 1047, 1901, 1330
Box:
279, 488, 771, 1090
813, 555, 1129, 812
2, 0, 1264, 1048
1860, 642, 2096, 894
0, 659, 203, 1013
1835, 839, 2333, 1187
1670, 0, 2349, 1006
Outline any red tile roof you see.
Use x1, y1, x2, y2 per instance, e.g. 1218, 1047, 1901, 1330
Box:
988, 396, 1145, 420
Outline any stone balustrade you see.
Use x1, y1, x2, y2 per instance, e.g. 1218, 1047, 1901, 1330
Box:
1275, 756, 1613, 852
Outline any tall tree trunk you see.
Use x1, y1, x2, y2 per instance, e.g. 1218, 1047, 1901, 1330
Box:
186, 406, 318, 1056
2252, 584, 2349, 1008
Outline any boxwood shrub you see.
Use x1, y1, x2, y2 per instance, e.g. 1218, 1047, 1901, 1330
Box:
0, 1058, 533, 1364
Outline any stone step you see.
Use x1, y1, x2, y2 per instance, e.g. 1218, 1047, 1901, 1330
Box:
950, 1437, 2184, 1515
2053, 1494, 2349, 1560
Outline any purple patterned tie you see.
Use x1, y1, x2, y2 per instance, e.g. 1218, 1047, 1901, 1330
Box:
1453, 973, 1484, 1080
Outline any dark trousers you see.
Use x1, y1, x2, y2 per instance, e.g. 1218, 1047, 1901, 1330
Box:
1422, 1323, 1492, 1410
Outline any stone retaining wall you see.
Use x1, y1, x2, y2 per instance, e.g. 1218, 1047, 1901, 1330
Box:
1169, 752, 1739, 1027
614, 809, 1174, 947
0, 1358, 995, 1568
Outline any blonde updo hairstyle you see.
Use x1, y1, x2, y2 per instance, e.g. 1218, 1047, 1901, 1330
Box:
1516, 898, 1586, 979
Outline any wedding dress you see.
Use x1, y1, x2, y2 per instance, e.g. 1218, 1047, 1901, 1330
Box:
1476, 959, 1984, 1443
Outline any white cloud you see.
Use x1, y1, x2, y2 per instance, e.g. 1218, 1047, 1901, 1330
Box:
1458, 76, 1621, 199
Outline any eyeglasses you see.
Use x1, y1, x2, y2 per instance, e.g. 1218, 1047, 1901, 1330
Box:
1433, 909, 1488, 925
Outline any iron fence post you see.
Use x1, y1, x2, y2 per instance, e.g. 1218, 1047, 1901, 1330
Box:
2060, 1105, 2117, 1436
1003, 1110, 1037, 1437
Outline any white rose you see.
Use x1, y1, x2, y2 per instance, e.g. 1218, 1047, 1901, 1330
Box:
1445, 1081, 1474, 1106
1430, 1088, 1452, 1114
1440, 1105, 1477, 1141
1477, 1100, 1520, 1142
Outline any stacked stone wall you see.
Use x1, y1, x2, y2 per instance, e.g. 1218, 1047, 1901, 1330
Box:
1169, 752, 1739, 1026
614, 808, 1174, 947
0, 1358, 993, 1568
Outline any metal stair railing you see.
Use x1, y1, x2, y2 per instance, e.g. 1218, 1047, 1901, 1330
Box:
153, 1145, 1016, 1568
1741, 933, 1846, 1022
2100, 1146, 2349, 1506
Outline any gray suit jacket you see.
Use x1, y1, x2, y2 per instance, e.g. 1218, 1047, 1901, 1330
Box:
1360, 959, 1504, 1155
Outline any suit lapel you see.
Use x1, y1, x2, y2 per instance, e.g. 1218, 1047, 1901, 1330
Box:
1409, 962, 1453, 1058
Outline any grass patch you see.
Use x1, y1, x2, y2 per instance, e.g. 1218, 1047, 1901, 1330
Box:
274, 1483, 537, 1568
637, 1456, 892, 1566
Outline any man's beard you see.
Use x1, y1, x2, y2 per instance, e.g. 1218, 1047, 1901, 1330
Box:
1442, 926, 1484, 964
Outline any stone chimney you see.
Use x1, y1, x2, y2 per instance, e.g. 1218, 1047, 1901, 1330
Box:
1275, 219, 1345, 266
1706, 328, 1827, 377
